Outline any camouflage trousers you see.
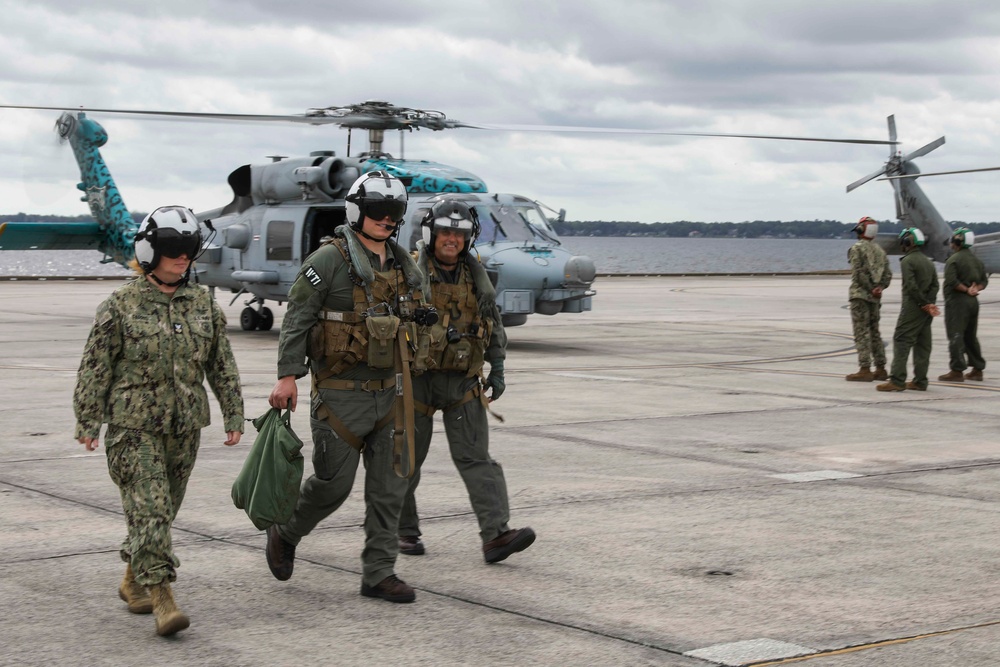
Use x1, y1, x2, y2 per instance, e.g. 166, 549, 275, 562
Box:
850, 299, 886, 368
104, 424, 200, 587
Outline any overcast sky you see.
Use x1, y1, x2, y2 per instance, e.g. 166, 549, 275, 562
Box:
2, 0, 1000, 224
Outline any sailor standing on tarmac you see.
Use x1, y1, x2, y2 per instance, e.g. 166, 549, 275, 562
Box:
937, 228, 988, 382
845, 216, 892, 382
877, 227, 940, 392
74, 206, 244, 637
265, 171, 429, 603
397, 199, 536, 563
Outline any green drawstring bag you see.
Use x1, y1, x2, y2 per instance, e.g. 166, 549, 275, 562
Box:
232, 405, 304, 530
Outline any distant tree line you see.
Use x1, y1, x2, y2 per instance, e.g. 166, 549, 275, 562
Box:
552, 219, 1000, 238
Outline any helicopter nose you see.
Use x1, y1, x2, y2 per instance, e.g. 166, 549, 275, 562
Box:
564, 255, 596, 286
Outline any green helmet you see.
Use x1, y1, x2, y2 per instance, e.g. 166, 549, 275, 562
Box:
951, 227, 975, 248
899, 227, 925, 248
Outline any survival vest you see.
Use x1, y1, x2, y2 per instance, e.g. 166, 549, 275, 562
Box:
424, 257, 492, 376
313, 237, 424, 380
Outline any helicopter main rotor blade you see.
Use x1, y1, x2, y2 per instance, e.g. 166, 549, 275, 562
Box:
0, 104, 895, 145
846, 165, 890, 193
0, 104, 349, 125
471, 122, 897, 145
900, 136, 945, 163
879, 165, 1000, 181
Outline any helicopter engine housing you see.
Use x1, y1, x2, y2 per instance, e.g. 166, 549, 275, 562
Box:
251, 155, 360, 204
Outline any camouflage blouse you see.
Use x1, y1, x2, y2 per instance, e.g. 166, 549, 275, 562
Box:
74, 277, 244, 439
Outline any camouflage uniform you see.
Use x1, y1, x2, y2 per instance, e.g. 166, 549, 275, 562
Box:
943, 247, 988, 373
848, 239, 892, 368
399, 251, 511, 543
74, 277, 244, 586
888, 251, 939, 389
273, 230, 424, 587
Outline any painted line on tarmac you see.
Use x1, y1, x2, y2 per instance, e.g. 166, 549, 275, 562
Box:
748, 619, 1000, 665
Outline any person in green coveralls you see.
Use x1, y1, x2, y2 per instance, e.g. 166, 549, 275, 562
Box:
74, 206, 244, 637
396, 199, 536, 564
264, 171, 428, 603
937, 228, 988, 382
877, 227, 940, 392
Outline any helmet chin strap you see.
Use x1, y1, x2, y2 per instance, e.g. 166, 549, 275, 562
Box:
147, 266, 190, 287
356, 221, 398, 243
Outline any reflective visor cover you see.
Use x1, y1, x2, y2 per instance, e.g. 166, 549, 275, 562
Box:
364, 198, 407, 223
433, 216, 473, 234
155, 228, 201, 258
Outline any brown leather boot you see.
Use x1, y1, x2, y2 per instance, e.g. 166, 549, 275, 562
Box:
118, 564, 152, 614
876, 381, 905, 392
937, 370, 964, 382
845, 367, 874, 382
965, 369, 984, 381
149, 582, 190, 637
872, 366, 888, 381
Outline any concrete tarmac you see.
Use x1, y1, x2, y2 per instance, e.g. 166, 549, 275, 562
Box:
1, 275, 999, 666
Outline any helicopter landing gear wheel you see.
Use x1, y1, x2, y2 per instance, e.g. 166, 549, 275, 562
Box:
258, 307, 274, 331
240, 307, 261, 331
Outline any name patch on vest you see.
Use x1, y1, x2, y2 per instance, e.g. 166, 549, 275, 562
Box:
304, 267, 323, 287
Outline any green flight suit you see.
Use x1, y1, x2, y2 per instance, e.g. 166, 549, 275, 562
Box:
889, 250, 939, 389
273, 228, 422, 587
399, 251, 511, 543
848, 239, 892, 367
943, 248, 988, 373
74, 277, 244, 586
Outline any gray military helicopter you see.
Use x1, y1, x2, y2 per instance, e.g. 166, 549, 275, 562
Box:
847, 114, 1000, 270
0, 101, 897, 330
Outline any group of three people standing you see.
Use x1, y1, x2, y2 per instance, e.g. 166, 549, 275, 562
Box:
74, 171, 534, 637
846, 216, 987, 391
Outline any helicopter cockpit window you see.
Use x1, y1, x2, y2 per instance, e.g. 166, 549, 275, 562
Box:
266, 220, 295, 261
474, 204, 541, 244
515, 205, 561, 244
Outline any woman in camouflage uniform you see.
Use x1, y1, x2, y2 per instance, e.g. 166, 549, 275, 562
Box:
74, 206, 244, 637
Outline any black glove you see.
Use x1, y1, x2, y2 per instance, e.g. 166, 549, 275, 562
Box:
485, 360, 505, 401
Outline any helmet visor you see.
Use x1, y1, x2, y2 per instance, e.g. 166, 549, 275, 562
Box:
363, 198, 407, 223
155, 228, 202, 259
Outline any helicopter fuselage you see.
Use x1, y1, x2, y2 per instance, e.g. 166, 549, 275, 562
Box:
193, 154, 596, 329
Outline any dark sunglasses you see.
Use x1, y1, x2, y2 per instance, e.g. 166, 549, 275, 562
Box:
364, 199, 407, 224
155, 228, 202, 259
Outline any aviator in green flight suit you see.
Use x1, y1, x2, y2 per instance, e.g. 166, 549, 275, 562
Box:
879, 228, 940, 391
398, 199, 536, 565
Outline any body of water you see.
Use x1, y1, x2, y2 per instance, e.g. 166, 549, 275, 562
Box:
0, 237, 901, 277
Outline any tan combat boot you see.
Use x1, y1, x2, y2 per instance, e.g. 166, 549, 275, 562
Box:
149, 581, 190, 637
872, 366, 888, 381
845, 367, 874, 382
118, 564, 152, 614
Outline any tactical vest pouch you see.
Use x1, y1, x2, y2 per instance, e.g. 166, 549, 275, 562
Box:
441, 338, 473, 371
365, 314, 400, 369
409, 322, 433, 373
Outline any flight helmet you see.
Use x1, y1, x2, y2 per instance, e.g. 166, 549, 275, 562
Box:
420, 199, 481, 256
134, 205, 203, 272
344, 170, 408, 233
853, 216, 878, 239
951, 227, 975, 248
898, 227, 926, 250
